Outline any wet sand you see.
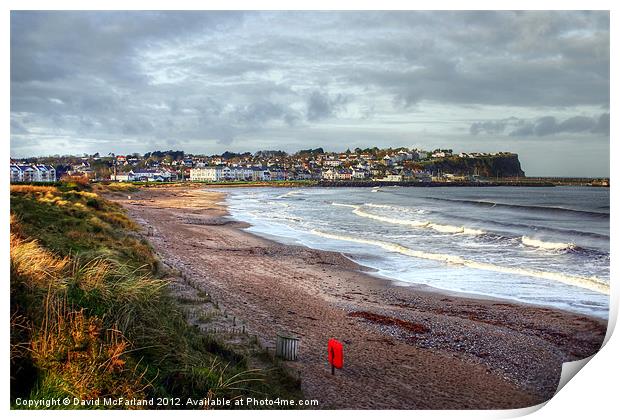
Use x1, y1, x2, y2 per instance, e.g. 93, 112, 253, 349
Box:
108, 185, 607, 409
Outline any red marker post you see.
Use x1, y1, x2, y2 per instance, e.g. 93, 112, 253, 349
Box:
328, 338, 343, 375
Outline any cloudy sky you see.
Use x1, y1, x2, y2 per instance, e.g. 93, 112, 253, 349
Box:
10, 11, 609, 176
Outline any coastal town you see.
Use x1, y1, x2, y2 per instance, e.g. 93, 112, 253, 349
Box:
10, 147, 523, 184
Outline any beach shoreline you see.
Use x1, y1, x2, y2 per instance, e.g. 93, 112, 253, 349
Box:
107, 185, 607, 409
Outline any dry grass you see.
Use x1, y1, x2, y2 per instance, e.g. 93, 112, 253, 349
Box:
10, 185, 59, 195
94, 183, 139, 193
99, 211, 138, 230
11, 214, 152, 403
10, 233, 69, 290
10, 183, 303, 408
60, 175, 90, 187
31, 292, 148, 401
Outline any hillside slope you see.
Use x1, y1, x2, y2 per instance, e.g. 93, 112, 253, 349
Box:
419, 154, 526, 177
10, 182, 302, 409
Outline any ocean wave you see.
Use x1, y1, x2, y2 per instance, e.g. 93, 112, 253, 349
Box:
331, 202, 485, 236
331, 202, 357, 208
427, 223, 486, 236
364, 203, 427, 214
425, 210, 610, 240
521, 236, 577, 251
309, 229, 609, 295
426, 197, 609, 218
364, 203, 393, 209
276, 190, 302, 199
352, 207, 430, 228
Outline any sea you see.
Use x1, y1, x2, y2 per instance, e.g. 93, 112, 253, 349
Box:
223, 186, 610, 319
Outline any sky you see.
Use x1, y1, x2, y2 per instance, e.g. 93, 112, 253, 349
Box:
10, 11, 610, 176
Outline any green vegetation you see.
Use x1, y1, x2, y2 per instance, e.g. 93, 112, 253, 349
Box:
416, 154, 525, 177
10, 183, 303, 409
188, 180, 318, 187
94, 179, 318, 189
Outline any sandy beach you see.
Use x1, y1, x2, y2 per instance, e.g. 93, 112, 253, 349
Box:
108, 185, 607, 409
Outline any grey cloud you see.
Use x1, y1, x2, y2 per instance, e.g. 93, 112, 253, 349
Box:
307, 91, 350, 121
234, 101, 287, 125
592, 113, 610, 135
509, 124, 535, 137
212, 126, 236, 145
122, 118, 155, 135
283, 113, 301, 126
469, 118, 520, 135
344, 12, 609, 107
532, 116, 558, 136
359, 55, 608, 108
504, 114, 609, 137
307, 92, 331, 121
557, 116, 597, 133
196, 58, 272, 77
10, 11, 610, 170
11, 119, 29, 134
10, 11, 245, 84
471, 113, 609, 138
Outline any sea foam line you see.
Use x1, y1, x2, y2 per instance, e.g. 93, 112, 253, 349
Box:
364, 202, 426, 214
352, 207, 429, 228
332, 202, 484, 236
276, 190, 302, 199
309, 229, 609, 295
331, 202, 357, 208
521, 236, 577, 251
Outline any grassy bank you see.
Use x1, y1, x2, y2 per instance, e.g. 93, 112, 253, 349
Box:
95, 179, 318, 189
10, 182, 303, 409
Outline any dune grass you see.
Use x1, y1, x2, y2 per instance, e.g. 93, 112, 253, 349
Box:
10, 182, 303, 409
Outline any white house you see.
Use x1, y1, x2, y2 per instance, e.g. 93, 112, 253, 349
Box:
251, 167, 271, 181
130, 168, 173, 182
395, 151, 413, 162
322, 168, 337, 180
111, 173, 132, 182
35, 165, 56, 181
431, 151, 452, 158
269, 168, 287, 181
381, 173, 403, 182
323, 158, 342, 167
190, 166, 257, 182
293, 170, 313, 180
10, 164, 56, 183
351, 168, 370, 179
323, 168, 352, 180
190, 166, 224, 181
414, 150, 429, 160
336, 169, 352, 180
230, 167, 253, 180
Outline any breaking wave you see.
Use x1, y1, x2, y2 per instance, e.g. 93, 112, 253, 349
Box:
276, 190, 303, 199
332, 202, 484, 236
309, 229, 609, 295
426, 197, 609, 218
364, 202, 427, 214
522, 236, 577, 251
352, 207, 429, 228
331, 202, 357, 208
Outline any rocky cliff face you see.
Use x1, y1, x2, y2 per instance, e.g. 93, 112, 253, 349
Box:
420, 154, 525, 177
